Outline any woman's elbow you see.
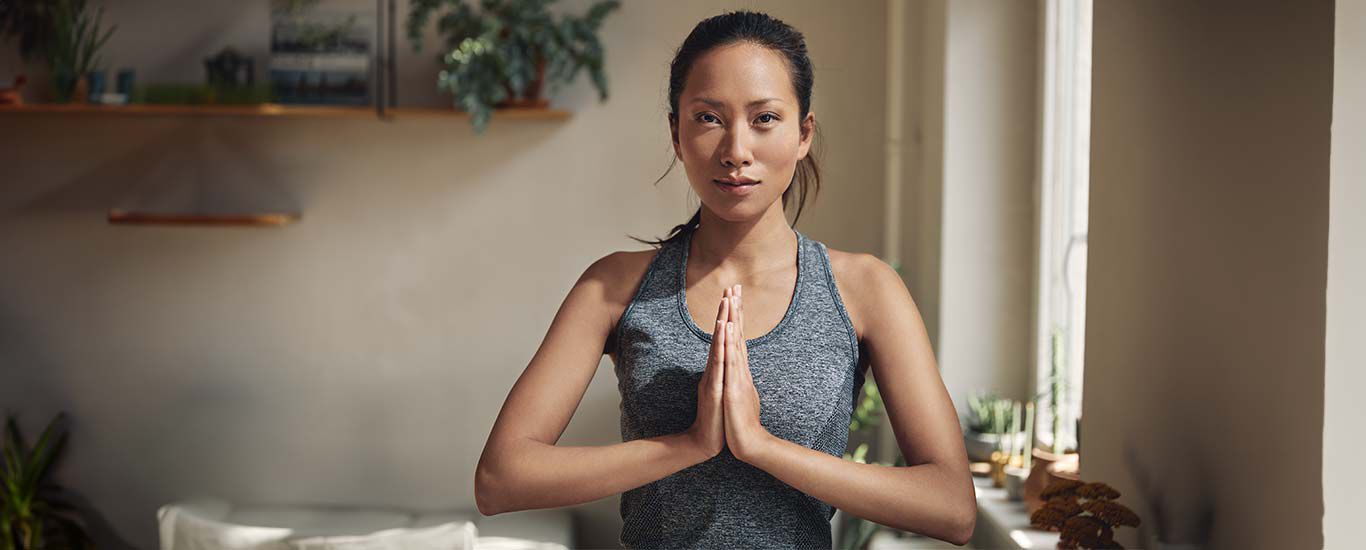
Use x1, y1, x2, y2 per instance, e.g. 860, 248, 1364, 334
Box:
949, 495, 977, 546
474, 464, 507, 516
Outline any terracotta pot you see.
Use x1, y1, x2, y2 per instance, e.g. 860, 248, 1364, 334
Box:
1024, 448, 1079, 513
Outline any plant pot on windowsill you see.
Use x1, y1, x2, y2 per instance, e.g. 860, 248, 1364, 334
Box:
1024, 447, 1079, 513
963, 430, 1026, 463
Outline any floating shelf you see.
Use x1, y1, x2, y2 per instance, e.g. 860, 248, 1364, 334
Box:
107, 210, 302, 226
0, 103, 572, 120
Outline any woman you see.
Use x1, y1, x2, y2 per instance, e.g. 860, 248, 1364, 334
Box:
475, 10, 976, 549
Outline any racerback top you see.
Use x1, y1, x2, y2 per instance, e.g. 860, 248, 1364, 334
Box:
612, 227, 864, 549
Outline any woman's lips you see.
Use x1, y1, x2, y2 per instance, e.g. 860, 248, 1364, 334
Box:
714, 179, 760, 196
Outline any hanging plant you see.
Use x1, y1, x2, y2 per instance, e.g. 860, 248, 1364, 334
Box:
406, 0, 620, 133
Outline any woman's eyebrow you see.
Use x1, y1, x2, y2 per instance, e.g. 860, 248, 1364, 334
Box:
690, 97, 784, 108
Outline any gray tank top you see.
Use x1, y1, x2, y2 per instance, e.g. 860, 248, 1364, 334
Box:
612, 227, 864, 549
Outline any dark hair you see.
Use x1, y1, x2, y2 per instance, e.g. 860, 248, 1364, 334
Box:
629, 10, 823, 248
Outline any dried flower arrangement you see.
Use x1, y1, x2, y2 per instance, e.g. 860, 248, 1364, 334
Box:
1030, 478, 1141, 549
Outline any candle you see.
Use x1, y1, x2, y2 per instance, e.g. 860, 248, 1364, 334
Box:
1010, 401, 1021, 463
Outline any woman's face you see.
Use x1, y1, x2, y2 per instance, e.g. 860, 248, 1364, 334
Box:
671, 42, 815, 223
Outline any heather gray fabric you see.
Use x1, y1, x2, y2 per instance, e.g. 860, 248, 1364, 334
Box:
612, 227, 863, 549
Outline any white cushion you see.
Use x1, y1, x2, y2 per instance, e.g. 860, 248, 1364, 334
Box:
157, 499, 477, 550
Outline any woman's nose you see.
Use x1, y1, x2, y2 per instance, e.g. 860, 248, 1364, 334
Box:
720, 128, 754, 168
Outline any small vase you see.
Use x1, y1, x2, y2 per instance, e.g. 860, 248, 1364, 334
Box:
1004, 465, 1030, 501
71, 75, 90, 105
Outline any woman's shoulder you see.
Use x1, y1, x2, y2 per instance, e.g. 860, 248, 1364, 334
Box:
587, 247, 665, 355
822, 245, 902, 341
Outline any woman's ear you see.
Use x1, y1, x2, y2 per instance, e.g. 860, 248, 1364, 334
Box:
669, 113, 682, 160
797, 111, 815, 160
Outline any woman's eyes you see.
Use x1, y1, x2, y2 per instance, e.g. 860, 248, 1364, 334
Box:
696, 113, 780, 126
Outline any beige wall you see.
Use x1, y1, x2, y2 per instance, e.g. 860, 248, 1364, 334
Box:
934, 0, 1039, 408
0, 1, 887, 547
1083, 1, 1332, 547
1325, 0, 1366, 547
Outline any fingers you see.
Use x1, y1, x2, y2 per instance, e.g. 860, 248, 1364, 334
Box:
708, 294, 728, 386
724, 320, 735, 390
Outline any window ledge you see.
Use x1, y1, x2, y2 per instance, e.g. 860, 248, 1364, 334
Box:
970, 475, 1060, 549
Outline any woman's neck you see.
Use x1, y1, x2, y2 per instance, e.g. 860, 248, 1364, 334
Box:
690, 203, 798, 277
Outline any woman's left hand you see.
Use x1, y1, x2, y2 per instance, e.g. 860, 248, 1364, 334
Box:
722, 284, 775, 463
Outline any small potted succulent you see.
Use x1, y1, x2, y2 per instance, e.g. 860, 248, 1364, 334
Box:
963, 391, 1026, 463
406, 0, 620, 133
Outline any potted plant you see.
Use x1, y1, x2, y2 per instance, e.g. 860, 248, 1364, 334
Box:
1, 411, 93, 550
962, 391, 1025, 463
1030, 479, 1141, 549
45, 0, 116, 103
406, 0, 620, 133
1025, 325, 1080, 512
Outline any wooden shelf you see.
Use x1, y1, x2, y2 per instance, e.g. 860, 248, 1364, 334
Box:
107, 210, 302, 227
0, 103, 572, 120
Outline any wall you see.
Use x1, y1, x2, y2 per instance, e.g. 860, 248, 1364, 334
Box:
1324, 0, 1366, 546
0, 1, 887, 547
933, 0, 1039, 408
1083, 1, 1332, 547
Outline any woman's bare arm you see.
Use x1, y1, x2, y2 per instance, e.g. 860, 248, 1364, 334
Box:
475, 251, 706, 515
740, 254, 976, 545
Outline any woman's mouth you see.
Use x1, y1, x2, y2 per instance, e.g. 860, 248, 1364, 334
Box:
714, 179, 760, 196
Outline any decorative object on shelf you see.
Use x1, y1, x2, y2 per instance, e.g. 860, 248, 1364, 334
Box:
1, 411, 94, 550
406, 0, 620, 133
204, 47, 255, 88
85, 68, 108, 103
270, 3, 373, 106
0, 75, 26, 105
1030, 478, 1140, 549
963, 391, 1026, 463
46, 0, 117, 104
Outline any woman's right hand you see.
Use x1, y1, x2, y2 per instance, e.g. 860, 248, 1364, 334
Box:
686, 286, 733, 460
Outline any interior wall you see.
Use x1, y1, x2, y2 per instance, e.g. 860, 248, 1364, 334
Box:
1324, 0, 1366, 546
0, 1, 887, 548
1083, 1, 1332, 547
934, 0, 1039, 408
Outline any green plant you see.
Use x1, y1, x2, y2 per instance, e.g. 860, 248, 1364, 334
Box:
1047, 324, 1072, 453
406, 0, 620, 133
0, 0, 61, 63
46, 0, 116, 102
1, 412, 91, 550
134, 83, 276, 106
965, 391, 1015, 435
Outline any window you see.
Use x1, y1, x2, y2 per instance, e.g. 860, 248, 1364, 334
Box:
1034, 0, 1091, 454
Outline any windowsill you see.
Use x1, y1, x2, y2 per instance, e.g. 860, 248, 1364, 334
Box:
860, 475, 1063, 550
969, 475, 1060, 549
